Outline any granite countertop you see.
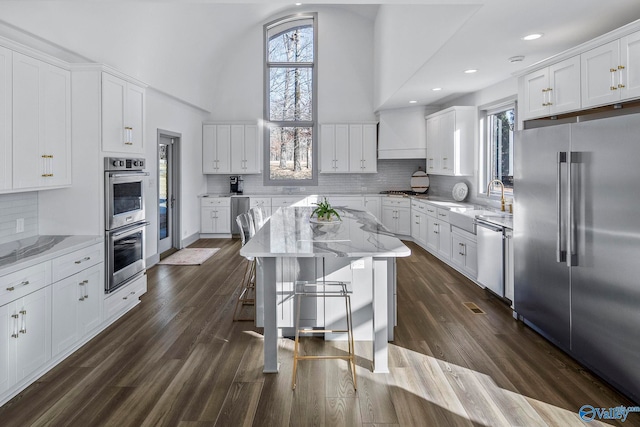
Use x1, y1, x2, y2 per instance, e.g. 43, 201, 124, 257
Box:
0, 235, 103, 276
240, 206, 411, 258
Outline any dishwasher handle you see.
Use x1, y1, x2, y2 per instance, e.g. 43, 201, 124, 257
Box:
474, 218, 504, 233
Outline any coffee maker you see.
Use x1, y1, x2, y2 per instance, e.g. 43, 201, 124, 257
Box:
230, 175, 244, 194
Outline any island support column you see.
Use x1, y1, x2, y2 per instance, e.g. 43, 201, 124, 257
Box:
372, 257, 390, 373
261, 257, 279, 373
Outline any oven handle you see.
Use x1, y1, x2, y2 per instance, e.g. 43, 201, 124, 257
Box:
111, 221, 150, 237
108, 172, 150, 179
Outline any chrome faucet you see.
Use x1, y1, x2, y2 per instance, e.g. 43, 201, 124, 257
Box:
487, 179, 506, 212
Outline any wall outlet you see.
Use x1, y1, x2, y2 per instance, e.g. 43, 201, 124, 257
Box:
16, 218, 24, 233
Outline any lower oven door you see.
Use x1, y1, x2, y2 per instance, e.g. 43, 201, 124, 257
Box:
106, 221, 148, 293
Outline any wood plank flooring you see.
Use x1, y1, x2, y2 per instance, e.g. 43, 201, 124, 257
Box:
0, 239, 635, 426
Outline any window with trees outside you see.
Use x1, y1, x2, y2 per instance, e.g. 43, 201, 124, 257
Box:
264, 14, 317, 185
483, 104, 515, 195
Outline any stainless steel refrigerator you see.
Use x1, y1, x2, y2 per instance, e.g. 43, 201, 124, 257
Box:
515, 110, 640, 403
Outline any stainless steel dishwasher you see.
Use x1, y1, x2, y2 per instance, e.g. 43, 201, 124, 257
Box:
231, 196, 250, 236
474, 217, 505, 297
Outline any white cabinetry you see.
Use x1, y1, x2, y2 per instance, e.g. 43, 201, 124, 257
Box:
320, 124, 350, 173
521, 56, 581, 120
581, 32, 640, 108
348, 124, 377, 173
381, 197, 411, 235
12, 52, 71, 190
321, 123, 377, 173
250, 197, 272, 218
230, 124, 261, 174
410, 200, 429, 246
451, 228, 478, 278
201, 197, 231, 234
51, 243, 103, 358
102, 72, 145, 154
364, 196, 381, 219
202, 124, 231, 174
378, 107, 427, 159
103, 273, 146, 322
425, 107, 475, 176
0, 46, 11, 191
203, 123, 261, 174
424, 204, 451, 261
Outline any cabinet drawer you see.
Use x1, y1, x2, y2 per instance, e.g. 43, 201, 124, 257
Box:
52, 243, 103, 283
250, 197, 271, 208
382, 197, 410, 208
423, 204, 438, 218
436, 208, 450, 222
201, 197, 231, 208
104, 274, 147, 320
271, 197, 307, 207
0, 262, 50, 307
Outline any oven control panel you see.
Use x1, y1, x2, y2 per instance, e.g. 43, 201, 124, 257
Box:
105, 157, 145, 171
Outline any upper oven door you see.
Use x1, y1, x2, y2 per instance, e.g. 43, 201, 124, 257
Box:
105, 171, 147, 230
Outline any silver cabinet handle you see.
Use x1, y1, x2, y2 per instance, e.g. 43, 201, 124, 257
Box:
11, 313, 19, 338
75, 256, 91, 264
19, 309, 27, 334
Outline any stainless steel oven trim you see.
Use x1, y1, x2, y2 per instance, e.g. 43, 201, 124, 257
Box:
105, 170, 149, 231
105, 221, 149, 293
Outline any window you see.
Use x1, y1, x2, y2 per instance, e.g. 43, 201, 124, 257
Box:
264, 14, 317, 185
482, 103, 515, 196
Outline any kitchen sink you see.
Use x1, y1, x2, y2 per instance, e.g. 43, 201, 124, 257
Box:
448, 209, 512, 233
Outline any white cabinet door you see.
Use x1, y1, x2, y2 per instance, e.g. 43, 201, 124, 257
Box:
12, 53, 70, 190
438, 110, 456, 176
348, 124, 363, 172
361, 124, 377, 173
202, 125, 231, 174
381, 206, 397, 232
437, 222, 451, 260
549, 56, 581, 115
581, 40, 620, 108
395, 207, 411, 236
78, 264, 103, 336
51, 274, 81, 356
0, 303, 11, 394
364, 196, 380, 219
320, 124, 336, 173
215, 206, 231, 234
15, 287, 51, 384
426, 217, 439, 252
521, 68, 549, 120
200, 207, 216, 233
0, 46, 11, 191
243, 124, 261, 174
102, 72, 145, 154
426, 115, 440, 174
334, 124, 350, 173
621, 31, 640, 100
230, 124, 245, 173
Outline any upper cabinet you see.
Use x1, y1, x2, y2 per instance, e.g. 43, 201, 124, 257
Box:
230, 124, 261, 174
12, 52, 71, 190
0, 46, 11, 192
425, 107, 475, 176
102, 72, 145, 154
203, 123, 261, 174
581, 31, 640, 108
320, 123, 377, 174
521, 56, 581, 120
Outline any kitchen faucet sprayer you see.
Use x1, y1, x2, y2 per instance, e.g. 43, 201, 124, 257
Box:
487, 179, 506, 212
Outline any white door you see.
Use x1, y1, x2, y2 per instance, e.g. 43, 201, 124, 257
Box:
320, 124, 336, 172
243, 125, 261, 173
361, 124, 377, 173
230, 124, 245, 173
15, 287, 51, 383
621, 31, 640, 100
101, 72, 127, 152
581, 40, 620, 108
43, 63, 71, 187
425, 116, 440, 174
52, 275, 81, 356
78, 264, 104, 335
348, 124, 363, 171
334, 124, 350, 173
549, 56, 581, 115
521, 68, 549, 120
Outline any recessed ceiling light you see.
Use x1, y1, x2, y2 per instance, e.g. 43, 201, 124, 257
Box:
432, 87, 442, 91
409, 100, 418, 104
295, 2, 302, 5
464, 69, 477, 74
522, 33, 543, 41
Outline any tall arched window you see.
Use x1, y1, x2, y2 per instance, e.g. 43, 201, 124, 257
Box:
264, 13, 317, 185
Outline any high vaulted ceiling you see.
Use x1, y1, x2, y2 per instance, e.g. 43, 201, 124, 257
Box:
1, 1, 639, 112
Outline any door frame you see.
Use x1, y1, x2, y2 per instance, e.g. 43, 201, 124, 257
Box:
157, 129, 182, 253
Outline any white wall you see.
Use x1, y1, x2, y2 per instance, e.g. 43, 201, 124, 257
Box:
209, 5, 377, 122
144, 89, 209, 260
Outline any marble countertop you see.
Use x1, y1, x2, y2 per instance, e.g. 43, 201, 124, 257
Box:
0, 235, 103, 276
240, 207, 411, 258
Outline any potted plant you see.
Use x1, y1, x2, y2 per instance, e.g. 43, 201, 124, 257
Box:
311, 197, 341, 222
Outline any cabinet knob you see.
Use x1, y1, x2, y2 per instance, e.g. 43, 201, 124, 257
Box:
6, 286, 14, 291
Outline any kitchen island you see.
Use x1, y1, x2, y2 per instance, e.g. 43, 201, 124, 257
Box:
240, 206, 410, 374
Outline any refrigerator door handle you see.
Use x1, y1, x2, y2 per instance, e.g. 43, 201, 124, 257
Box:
567, 151, 577, 267
557, 152, 567, 263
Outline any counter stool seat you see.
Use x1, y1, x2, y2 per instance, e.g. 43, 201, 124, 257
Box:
291, 280, 357, 391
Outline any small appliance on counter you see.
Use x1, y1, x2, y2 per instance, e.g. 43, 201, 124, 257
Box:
230, 175, 244, 194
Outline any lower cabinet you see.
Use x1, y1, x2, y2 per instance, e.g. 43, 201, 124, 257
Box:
52, 263, 103, 356
201, 197, 231, 234
451, 228, 478, 278
1, 286, 52, 395
103, 274, 147, 322
504, 229, 514, 304
381, 198, 411, 235
426, 217, 451, 261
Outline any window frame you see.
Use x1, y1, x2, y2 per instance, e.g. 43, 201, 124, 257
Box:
479, 98, 517, 198
263, 13, 318, 187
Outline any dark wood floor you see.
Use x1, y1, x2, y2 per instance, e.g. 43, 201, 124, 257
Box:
0, 239, 634, 426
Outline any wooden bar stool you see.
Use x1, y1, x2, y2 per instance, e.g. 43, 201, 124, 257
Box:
291, 280, 357, 391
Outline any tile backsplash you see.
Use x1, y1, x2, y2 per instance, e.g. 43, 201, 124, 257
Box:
206, 159, 428, 195
0, 192, 38, 244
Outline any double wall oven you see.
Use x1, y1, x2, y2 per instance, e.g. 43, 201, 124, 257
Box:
105, 157, 149, 293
